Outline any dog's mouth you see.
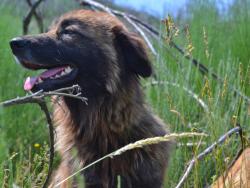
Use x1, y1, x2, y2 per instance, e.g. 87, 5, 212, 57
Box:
17, 59, 78, 91
24, 65, 74, 91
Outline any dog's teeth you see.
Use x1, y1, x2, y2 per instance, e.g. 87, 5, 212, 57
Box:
65, 69, 70, 73
65, 67, 72, 73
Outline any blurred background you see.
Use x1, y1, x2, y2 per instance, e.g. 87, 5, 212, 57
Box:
0, 0, 249, 187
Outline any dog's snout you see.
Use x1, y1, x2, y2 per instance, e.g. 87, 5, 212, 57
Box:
10, 37, 30, 50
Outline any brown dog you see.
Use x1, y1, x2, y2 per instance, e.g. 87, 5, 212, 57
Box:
10, 10, 171, 188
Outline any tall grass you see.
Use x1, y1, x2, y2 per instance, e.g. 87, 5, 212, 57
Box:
0, 5, 49, 187
152, 1, 249, 187
0, 0, 249, 187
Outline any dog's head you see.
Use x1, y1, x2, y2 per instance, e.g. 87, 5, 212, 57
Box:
10, 10, 152, 96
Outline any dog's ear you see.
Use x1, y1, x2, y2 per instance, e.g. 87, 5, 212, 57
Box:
112, 26, 152, 78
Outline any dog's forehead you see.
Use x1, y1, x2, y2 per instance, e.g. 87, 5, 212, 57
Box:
56, 10, 123, 30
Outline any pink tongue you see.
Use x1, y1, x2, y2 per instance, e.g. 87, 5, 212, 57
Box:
24, 77, 38, 91
24, 66, 67, 91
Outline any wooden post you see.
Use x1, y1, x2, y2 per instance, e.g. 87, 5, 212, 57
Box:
212, 148, 250, 188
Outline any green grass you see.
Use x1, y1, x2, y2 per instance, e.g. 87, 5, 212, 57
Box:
0, 0, 249, 187
0, 5, 49, 187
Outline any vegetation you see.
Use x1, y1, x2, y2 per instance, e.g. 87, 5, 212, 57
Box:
0, 0, 249, 187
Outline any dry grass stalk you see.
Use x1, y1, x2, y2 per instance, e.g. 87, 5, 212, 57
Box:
55, 132, 207, 187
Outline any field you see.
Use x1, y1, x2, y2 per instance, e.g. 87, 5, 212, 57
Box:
0, 0, 249, 187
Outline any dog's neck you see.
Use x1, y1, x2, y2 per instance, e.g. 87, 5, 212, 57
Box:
52, 76, 148, 164
53, 77, 145, 140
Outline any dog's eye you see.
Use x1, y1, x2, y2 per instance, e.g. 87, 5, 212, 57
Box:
58, 29, 77, 40
62, 29, 75, 35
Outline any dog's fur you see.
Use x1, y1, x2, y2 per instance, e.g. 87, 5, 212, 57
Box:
10, 10, 171, 188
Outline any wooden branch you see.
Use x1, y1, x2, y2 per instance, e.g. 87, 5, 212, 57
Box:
0, 85, 86, 188
38, 101, 54, 188
26, 0, 44, 33
77, 0, 250, 105
23, 0, 45, 34
0, 85, 87, 107
1, 90, 42, 107
175, 126, 241, 188
55, 132, 207, 187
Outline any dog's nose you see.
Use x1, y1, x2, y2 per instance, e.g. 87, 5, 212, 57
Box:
9, 37, 29, 50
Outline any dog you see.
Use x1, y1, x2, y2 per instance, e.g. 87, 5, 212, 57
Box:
10, 9, 171, 188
